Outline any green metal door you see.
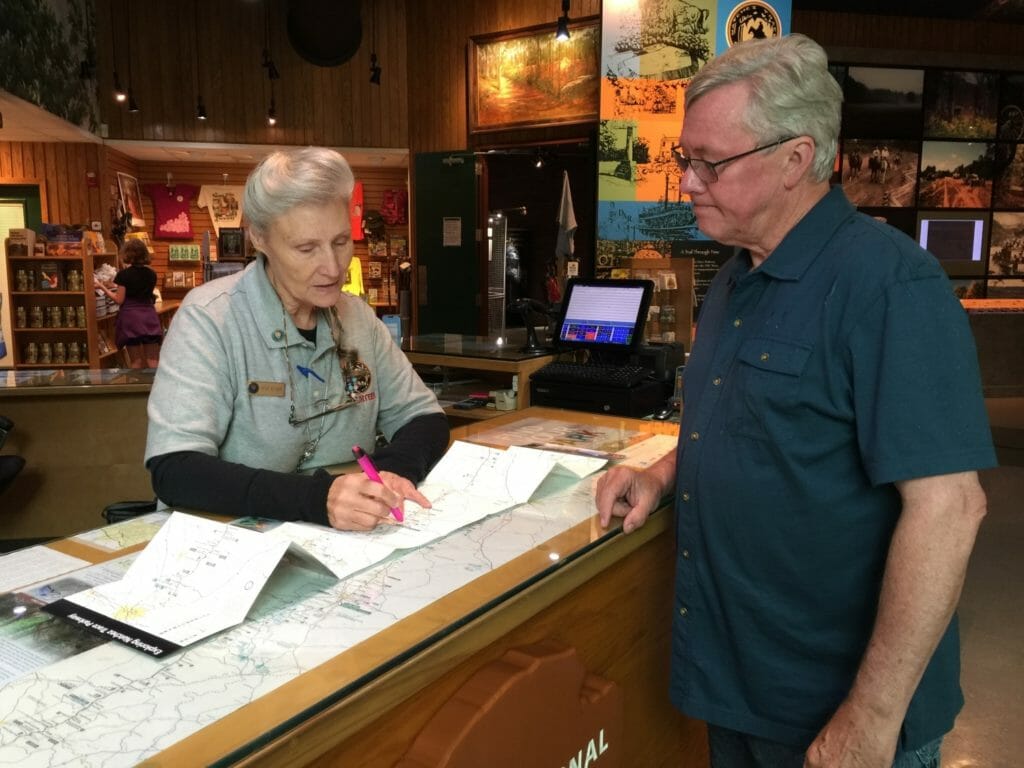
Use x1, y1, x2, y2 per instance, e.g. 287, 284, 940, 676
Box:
413, 152, 482, 335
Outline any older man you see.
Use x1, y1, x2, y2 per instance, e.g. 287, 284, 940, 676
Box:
596, 34, 995, 768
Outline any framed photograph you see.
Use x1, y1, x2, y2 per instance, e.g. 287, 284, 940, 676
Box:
468, 17, 600, 134
840, 138, 920, 207
168, 244, 201, 262
922, 70, 999, 139
989, 212, 1024, 278
841, 66, 924, 139
117, 172, 145, 227
389, 235, 408, 258
218, 227, 246, 262
918, 141, 994, 208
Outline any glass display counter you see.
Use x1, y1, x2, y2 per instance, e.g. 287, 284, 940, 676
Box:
402, 334, 557, 419
0, 408, 701, 767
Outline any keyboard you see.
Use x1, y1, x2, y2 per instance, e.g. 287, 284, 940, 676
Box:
531, 361, 650, 389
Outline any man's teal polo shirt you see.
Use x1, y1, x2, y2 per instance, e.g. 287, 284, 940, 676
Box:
672, 186, 997, 749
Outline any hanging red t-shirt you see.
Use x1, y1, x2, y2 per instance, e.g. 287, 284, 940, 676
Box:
350, 181, 364, 241
143, 183, 198, 240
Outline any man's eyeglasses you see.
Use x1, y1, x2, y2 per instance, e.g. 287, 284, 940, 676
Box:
671, 136, 799, 184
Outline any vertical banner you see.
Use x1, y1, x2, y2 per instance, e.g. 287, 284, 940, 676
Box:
597, 1, 791, 307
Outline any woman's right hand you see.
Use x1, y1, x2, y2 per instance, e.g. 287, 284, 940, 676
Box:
325, 472, 404, 531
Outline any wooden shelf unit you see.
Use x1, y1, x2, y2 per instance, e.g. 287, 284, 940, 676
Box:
6, 251, 118, 369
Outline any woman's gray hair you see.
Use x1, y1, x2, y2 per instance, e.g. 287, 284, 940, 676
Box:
243, 146, 356, 239
686, 33, 841, 183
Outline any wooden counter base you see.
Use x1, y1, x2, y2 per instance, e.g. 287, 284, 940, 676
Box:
218, 511, 704, 768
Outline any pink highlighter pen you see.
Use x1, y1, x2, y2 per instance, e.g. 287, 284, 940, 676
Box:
351, 445, 404, 522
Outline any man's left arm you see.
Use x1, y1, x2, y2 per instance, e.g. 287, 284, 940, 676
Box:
805, 470, 988, 768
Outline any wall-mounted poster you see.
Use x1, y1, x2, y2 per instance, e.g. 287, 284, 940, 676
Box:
841, 66, 924, 139
595, 0, 792, 306
989, 212, 1024, 279
468, 18, 600, 134
998, 74, 1024, 141
918, 141, 994, 208
169, 244, 201, 262
922, 70, 999, 139
994, 144, 1024, 207
117, 172, 145, 227
840, 138, 920, 207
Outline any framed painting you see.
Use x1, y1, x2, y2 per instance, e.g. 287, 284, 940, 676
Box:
117, 172, 145, 227
468, 17, 600, 134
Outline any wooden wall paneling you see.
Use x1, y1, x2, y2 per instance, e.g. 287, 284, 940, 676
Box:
792, 11, 1024, 63
382, 0, 408, 147
405, 0, 603, 156
8, 141, 23, 177
92, 0, 409, 148
0, 143, 105, 227
45, 145, 66, 224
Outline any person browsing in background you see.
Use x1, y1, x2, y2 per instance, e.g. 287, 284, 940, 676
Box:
595, 34, 996, 768
94, 238, 163, 368
145, 147, 449, 530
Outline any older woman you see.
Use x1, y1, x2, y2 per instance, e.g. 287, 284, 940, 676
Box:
145, 147, 448, 530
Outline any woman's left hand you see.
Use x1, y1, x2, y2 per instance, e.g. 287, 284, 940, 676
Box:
324, 470, 431, 531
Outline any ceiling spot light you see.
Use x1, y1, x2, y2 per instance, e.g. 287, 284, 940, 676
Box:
555, 0, 570, 41
113, 71, 126, 102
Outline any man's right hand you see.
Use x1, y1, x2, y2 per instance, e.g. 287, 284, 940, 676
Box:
594, 466, 663, 534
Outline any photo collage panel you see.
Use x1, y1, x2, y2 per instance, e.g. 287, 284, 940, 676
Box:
832, 63, 1024, 297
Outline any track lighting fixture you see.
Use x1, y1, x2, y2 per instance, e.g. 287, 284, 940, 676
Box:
113, 71, 126, 103
368, 2, 381, 85
555, 0, 570, 41
262, 49, 280, 81
109, 1, 126, 104
125, 3, 138, 111
263, 4, 278, 127
194, 0, 207, 121
535, 153, 545, 169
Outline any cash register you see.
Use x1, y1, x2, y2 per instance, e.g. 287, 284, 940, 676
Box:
530, 278, 669, 417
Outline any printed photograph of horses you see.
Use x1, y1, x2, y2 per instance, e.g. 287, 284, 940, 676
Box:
841, 139, 920, 207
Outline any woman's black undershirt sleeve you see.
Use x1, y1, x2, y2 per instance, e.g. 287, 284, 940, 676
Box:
148, 452, 333, 525
369, 412, 450, 482
147, 412, 448, 523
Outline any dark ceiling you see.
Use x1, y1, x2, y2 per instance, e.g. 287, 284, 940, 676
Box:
793, 0, 1024, 23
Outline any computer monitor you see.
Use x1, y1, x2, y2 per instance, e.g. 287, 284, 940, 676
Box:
554, 278, 655, 354
917, 211, 989, 277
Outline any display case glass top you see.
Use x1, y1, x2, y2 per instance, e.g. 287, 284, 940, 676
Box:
403, 333, 554, 361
